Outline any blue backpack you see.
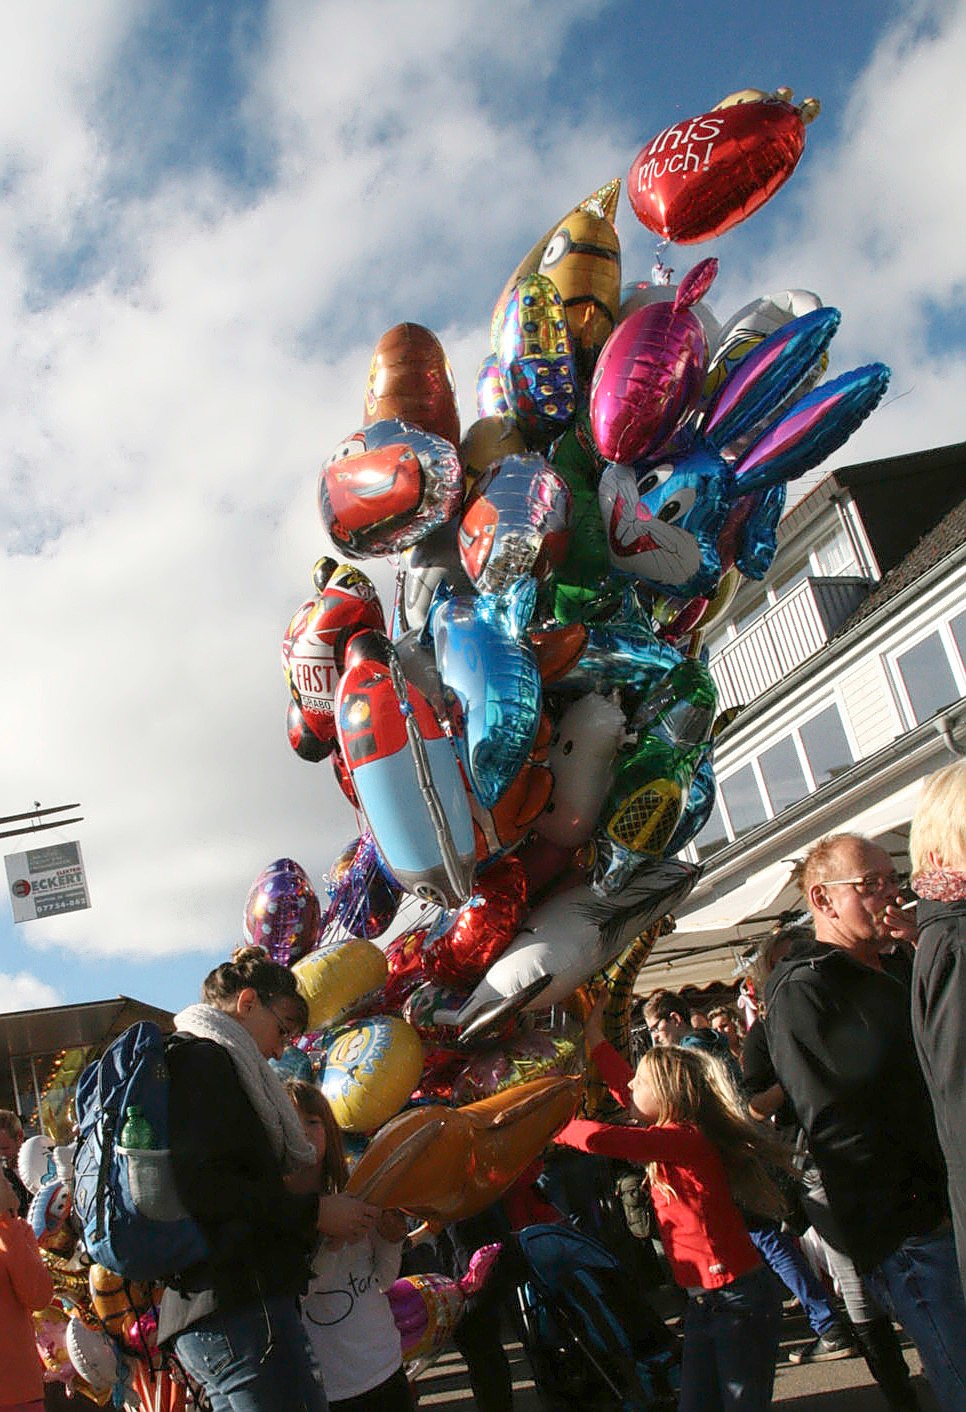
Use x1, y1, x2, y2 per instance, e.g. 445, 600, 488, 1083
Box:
72, 1021, 209, 1280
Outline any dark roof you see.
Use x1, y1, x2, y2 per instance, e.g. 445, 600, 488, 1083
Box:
835, 496, 966, 638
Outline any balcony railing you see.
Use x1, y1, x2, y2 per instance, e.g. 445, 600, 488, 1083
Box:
709, 576, 870, 712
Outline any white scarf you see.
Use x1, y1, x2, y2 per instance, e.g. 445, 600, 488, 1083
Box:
174, 1003, 316, 1173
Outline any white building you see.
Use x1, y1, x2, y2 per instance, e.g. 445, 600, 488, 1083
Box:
638, 439, 966, 996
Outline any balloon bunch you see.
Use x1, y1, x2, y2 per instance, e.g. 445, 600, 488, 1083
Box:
253, 85, 890, 1222
17, 1135, 182, 1408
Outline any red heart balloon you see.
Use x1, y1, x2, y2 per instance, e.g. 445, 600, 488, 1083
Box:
628, 99, 807, 245
428, 855, 529, 985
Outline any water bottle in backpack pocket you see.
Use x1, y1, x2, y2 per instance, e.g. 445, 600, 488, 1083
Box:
73, 1021, 209, 1281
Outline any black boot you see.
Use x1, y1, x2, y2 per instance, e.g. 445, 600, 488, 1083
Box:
851, 1316, 922, 1411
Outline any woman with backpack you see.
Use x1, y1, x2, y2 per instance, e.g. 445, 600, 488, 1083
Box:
555, 998, 793, 1412
157, 947, 380, 1411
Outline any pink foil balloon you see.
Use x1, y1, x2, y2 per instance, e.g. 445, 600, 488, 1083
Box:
590, 258, 717, 464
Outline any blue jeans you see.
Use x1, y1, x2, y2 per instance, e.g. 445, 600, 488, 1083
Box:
866, 1225, 966, 1412
749, 1221, 839, 1335
679, 1264, 782, 1412
173, 1293, 328, 1412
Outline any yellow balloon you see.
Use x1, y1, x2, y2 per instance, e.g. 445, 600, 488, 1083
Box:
293, 939, 388, 1033
320, 1016, 424, 1134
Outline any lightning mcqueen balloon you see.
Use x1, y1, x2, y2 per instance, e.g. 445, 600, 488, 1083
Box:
319, 418, 464, 559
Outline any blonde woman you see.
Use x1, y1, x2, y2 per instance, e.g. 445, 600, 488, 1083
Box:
910, 759, 966, 1300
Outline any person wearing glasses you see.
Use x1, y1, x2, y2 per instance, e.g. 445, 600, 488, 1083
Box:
766, 834, 966, 1411
157, 946, 380, 1410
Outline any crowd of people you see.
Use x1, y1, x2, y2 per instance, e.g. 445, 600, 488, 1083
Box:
2, 759, 965, 1412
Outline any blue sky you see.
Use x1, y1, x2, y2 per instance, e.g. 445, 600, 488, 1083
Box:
1, 0, 964, 1018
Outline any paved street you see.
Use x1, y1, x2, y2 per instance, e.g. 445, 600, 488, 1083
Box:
412, 1302, 937, 1409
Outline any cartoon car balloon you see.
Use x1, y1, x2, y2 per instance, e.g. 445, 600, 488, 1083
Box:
319, 419, 464, 559
458, 453, 572, 594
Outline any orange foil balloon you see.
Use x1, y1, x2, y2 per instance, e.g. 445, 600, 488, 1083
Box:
345, 1074, 581, 1223
88, 1264, 156, 1338
363, 323, 460, 447
628, 93, 818, 245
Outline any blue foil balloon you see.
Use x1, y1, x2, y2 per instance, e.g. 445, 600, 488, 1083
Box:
432, 577, 542, 809
665, 754, 717, 855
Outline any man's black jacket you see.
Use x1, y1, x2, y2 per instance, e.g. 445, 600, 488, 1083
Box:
765, 937, 947, 1271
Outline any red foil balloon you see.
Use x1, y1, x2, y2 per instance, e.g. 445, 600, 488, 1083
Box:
428, 855, 529, 986
628, 95, 814, 245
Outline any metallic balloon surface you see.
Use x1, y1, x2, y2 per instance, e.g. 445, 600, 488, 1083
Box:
320, 1015, 424, 1133
476, 354, 509, 418
628, 96, 812, 244
243, 857, 322, 966
589, 261, 715, 464
428, 854, 530, 986
458, 453, 572, 594
282, 558, 385, 751
363, 323, 460, 447
460, 414, 527, 490
344, 1075, 581, 1222
498, 273, 578, 446
451, 1032, 578, 1104
433, 578, 542, 809
319, 418, 464, 559
537, 178, 622, 378
326, 833, 403, 940
335, 643, 477, 910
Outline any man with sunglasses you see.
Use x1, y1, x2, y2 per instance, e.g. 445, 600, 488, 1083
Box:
766, 834, 966, 1410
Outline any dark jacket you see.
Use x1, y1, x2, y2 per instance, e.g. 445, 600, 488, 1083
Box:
158, 1035, 318, 1342
911, 897, 966, 1293
765, 938, 947, 1271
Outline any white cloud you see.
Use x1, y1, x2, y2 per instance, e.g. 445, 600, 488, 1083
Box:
0, 971, 63, 1013
0, 0, 963, 970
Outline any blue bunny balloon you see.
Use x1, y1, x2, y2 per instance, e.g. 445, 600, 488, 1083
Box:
597, 306, 890, 600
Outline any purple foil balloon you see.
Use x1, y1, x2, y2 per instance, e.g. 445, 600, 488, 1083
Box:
590, 257, 716, 464
243, 857, 322, 966
327, 833, 403, 940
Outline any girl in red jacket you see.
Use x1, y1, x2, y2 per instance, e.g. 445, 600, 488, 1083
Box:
0, 1168, 54, 1412
556, 1002, 791, 1412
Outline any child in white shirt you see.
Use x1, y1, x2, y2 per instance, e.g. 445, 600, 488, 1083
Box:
287, 1080, 413, 1411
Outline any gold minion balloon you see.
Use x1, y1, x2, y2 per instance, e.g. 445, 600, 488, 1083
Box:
538, 179, 622, 380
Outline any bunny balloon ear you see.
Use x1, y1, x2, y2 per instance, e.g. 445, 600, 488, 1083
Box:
701, 306, 842, 453
732, 362, 891, 494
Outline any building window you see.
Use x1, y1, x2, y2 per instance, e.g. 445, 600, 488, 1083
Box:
695, 797, 729, 860
799, 705, 854, 785
733, 591, 768, 635
759, 736, 809, 814
950, 609, 966, 670
719, 763, 767, 838
894, 633, 961, 724
812, 525, 859, 578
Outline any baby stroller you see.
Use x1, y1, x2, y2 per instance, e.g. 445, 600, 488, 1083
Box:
513, 1222, 680, 1410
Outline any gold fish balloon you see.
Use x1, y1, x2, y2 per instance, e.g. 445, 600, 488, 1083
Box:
537, 178, 622, 380
345, 1074, 581, 1224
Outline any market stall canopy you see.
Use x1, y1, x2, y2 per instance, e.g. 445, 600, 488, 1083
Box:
0, 996, 175, 1124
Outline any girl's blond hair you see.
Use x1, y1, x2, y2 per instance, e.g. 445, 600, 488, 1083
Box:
285, 1079, 349, 1194
909, 761, 966, 874
637, 1045, 793, 1222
